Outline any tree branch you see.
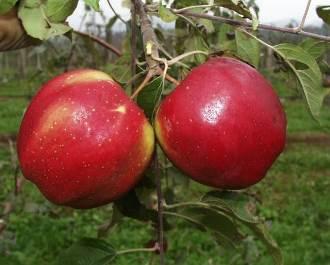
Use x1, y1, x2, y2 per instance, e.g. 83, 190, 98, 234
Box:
106, 0, 127, 25
297, 0, 312, 31
74, 30, 123, 56
135, 0, 160, 73
173, 10, 330, 42
154, 151, 165, 265
134, 3, 166, 263
131, 0, 138, 93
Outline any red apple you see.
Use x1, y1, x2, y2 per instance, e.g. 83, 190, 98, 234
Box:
17, 69, 155, 209
155, 57, 286, 189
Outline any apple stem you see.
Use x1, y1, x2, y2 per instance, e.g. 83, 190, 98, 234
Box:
130, 70, 154, 99
164, 72, 180, 86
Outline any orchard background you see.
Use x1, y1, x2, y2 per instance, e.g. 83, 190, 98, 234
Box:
0, 0, 330, 265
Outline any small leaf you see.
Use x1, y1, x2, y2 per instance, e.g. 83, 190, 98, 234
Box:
202, 190, 258, 224
45, 22, 72, 39
0, 0, 18, 14
214, 0, 252, 19
274, 43, 324, 119
137, 76, 163, 119
235, 30, 260, 68
316, 5, 330, 24
250, 7, 259, 30
171, 0, 208, 9
159, 5, 178, 23
107, 16, 118, 28
84, 0, 100, 11
18, 1, 72, 40
180, 207, 244, 247
98, 205, 123, 238
105, 54, 132, 84
115, 190, 171, 230
46, 0, 79, 23
198, 19, 215, 33
56, 238, 116, 265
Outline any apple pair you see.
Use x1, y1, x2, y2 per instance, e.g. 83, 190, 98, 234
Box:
17, 57, 286, 209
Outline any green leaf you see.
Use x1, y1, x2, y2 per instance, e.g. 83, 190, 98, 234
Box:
235, 30, 260, 68
202, 190, 258, 224
300, 38, 327, 60
114, 190, 171, 230
215, 24, 236, 52
105, 54, 132, 84
107, 16, 118, 28
214, 0, 252, 19
316, 5, 330, 24
184, 32, 209, 64
198, 18, 215, 33
251, 8, 259, 30
0, 0, 18, 14
246, 223, 283, 265
137, 76, 163, 119
23, 0, 40, 8
84, 0, 100, 11
18, 1, 72, 40
18, 3, 48, 39
45, 22, 72, 38
56, 238, 116, 265
159, 5, 178, 23
172, 0, 208, 9
201, 190, 283, 265
179, 207, 244, 248
46, 0, 79, 23
274, 43, 323, 119
166, 190, 283, 264
97, 205, 123, 238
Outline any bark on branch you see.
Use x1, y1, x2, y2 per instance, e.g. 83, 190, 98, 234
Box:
174, 10, 330, 42
74, 30, 122, 57
135, 0, 161, 73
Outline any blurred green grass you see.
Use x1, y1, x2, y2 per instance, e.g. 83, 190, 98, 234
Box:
0, 73, 330, 265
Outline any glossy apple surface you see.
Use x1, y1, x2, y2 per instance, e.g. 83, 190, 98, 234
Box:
17, 69, 154, 209
155, 57, 286, 189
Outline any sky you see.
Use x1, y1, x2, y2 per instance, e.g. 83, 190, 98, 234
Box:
68, 0, 328, 30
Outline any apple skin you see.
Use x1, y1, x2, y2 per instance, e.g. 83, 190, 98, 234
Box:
17, 69, 154, 209
155, 57, 286, 189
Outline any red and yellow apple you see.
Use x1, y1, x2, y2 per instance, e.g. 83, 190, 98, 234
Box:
155, 57, 286, 189
17, 69, 154, 209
